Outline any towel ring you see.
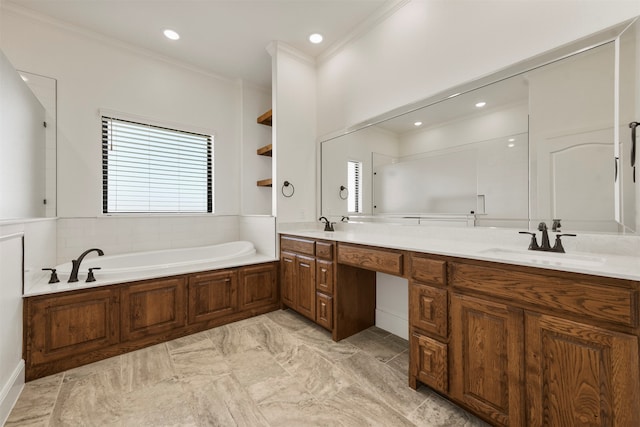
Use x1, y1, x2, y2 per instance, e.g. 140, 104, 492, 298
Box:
339, 185, 348, 200
282, 180, 295, 198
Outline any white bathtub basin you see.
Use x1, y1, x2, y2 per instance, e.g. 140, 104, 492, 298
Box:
55, 241, 257, 280
479, 247, 606, 268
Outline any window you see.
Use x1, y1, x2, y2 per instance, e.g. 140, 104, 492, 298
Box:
102, 116, 213, 213
347, 160, 362, 213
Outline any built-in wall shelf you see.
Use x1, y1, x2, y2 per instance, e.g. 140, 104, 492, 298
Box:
257, 144, 272, 157
256, 109, 273, 187
257, 109, 272, 126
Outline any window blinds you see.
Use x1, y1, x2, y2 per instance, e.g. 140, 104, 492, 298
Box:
102, 116, 213, 213
347, 160, 362, 213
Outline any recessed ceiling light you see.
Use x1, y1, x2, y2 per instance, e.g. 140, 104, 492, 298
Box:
309, 33, 323, 44
163, 29, 180, 41
508, 138, 515, 142
475, 101, 486, 108
414, 121, 423, 127
507, 143, 515, 148
20, 74, 28, 82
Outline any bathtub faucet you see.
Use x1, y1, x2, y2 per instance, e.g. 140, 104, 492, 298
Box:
68, 248, 104, 283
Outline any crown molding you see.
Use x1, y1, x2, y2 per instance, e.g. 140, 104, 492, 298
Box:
1, 2, 235, 84
317, 0, 410, 65
268, 41, 316, 67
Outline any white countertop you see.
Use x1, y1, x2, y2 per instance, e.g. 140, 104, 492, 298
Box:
280, 229, 640, 282
24, 253, 277, 297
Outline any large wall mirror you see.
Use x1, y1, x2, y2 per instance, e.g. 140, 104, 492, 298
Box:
321, 17, 639, 234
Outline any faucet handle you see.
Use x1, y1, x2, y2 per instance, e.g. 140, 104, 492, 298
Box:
42, 268, 60, 284
552, 233, 576, 253
519, 231, 540, 250
86, 267, 101, 283
537, 222, 548, 231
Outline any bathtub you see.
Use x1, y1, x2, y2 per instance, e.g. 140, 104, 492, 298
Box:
55, 241, 257, 280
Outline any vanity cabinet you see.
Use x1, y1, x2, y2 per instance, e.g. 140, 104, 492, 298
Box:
443, 260, 640, 427
280, 235, 336, 330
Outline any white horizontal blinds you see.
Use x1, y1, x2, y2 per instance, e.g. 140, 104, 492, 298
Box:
102, 116, 213, 213
347, 160, 362, 213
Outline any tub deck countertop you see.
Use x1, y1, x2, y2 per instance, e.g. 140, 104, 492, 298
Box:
24, 253, 277, 297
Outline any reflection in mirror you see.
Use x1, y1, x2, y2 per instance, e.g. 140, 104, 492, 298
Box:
0, 52, 46, 219
321, 17, 640, 234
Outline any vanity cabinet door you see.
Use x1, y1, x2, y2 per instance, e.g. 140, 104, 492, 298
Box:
121, 277, 187, 342
188, 270, 238, 324
238, 263, 278, 311
281, 252, 296, 308
526, 313, 640, 427
295, 255, 316, 321
450, 293, 524, 427
26, 288, 120, 366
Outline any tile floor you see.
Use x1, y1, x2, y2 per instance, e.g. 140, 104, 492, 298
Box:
6, 309, 489, 426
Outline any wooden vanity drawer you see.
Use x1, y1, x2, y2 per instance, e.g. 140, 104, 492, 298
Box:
338, 243, 404, 276
411, 333, 448, 393
281, 236, 315, 256
316, 259, 334, 295
316, 292, 333, 331
450, 262, 638, 327
410, 283, 447, 338
411, 256, 447, 286
315, 241, 334, 260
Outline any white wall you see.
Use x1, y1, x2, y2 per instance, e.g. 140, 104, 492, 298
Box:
0, 50, 46, 219
270, 43, 317, 223
0, 219, 56, 424
317, 0, 640, 137
0, 7, 241, 218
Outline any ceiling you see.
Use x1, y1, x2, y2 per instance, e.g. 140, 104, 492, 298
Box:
5, 0, 392, 87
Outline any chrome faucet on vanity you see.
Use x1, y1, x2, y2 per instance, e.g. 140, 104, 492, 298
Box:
68, 248, 104, 282
519, 222, 576, 253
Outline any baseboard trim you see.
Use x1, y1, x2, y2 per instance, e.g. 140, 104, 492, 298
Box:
0, 359, 25, 425
375, 308, 408, 340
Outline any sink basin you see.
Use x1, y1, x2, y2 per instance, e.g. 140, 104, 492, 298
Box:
479, 248, 606, 268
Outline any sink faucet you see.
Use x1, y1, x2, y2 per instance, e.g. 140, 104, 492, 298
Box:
519, 222, 576, 253
68, 248, 104, 283
318, 216, 335, 232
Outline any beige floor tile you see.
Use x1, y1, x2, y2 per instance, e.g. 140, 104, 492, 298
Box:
122, 343, 174, 392
337, 351, 430, 417
344, 328, 408, 362
408, 392, 491, 427
293, 324, 359, 362
62, 356, 122, 384
49, 369, 124, 426
207, 322, 260, 356
185, 373, 270, 426
240, 317, 300, 357
119, 378, 197, 426
387, 350, 410, 376
4, 373, 63, 426
227, 347, 288, 387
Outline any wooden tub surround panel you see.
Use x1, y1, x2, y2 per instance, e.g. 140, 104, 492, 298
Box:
278, 235, 640, 427
24, 261, 279, 381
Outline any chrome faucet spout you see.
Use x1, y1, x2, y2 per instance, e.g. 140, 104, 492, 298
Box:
68, 248, 104, 283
